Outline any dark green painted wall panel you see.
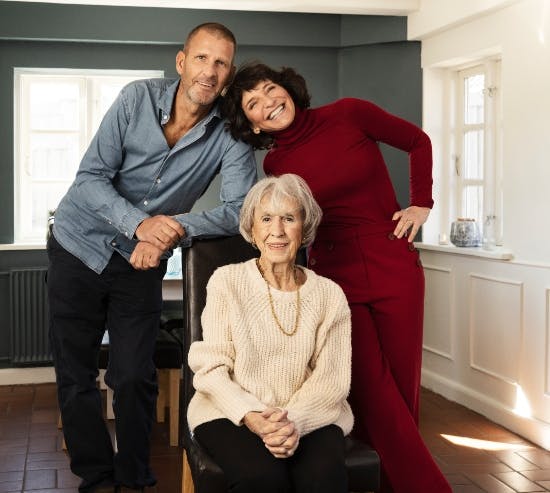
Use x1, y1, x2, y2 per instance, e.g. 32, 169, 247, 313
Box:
0, 1, 341, 47
339, 41, 422, 210
0, 1, 420, 366
340, 15, 407, 46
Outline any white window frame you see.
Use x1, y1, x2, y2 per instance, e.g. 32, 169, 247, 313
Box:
453, 59, 502, 244
14, 67, 163, 244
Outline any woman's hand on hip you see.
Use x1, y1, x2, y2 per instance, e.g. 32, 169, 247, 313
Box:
392, 206, 430, 242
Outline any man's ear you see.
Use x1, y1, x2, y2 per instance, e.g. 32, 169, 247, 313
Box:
175, 50, 186, 75
220, 65, 236, 97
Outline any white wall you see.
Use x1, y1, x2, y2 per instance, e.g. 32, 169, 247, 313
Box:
413, 0, 550, 449
416, 0, 550, 263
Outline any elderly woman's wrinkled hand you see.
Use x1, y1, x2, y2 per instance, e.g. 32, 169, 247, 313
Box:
392, 206, 430, 242
243, 408, 289, 438
265, 428, 300, 459
244, 408, 300, 458
261, 408, 300, 459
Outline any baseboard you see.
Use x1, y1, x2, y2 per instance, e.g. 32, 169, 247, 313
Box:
421, 368, 550, 451
0, 367, 56, 385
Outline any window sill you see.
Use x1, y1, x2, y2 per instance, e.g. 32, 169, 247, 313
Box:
416, 242, 514, 260
0, 243, 45, 251
0, 242, 183, 281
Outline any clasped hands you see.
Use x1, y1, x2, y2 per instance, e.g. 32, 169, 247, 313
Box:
130, 215, 184, 270
244, 408, 300, 459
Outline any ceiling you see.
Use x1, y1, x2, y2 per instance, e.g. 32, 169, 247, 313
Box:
2, 0, 421, 15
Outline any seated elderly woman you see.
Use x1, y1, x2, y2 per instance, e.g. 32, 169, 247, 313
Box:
187, 173, 353, 493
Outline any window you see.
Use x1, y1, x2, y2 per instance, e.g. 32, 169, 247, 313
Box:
453, 60, 502, 244
14, 68, 163, 243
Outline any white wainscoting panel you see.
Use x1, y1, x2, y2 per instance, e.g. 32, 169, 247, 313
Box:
469, 273, 523, 384
546, 288, 550, 396
423, 264, 453, 359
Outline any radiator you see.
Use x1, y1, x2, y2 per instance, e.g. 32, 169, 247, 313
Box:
9, 268, 52, 365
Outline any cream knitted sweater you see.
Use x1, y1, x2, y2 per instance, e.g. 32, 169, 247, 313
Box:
187, 258, 354, 437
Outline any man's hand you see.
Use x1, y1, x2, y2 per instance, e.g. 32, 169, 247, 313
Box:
135, 215, 185, 252
130, 241, 163, 270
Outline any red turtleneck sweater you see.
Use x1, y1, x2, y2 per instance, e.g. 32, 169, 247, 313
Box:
263, 98, 433, 231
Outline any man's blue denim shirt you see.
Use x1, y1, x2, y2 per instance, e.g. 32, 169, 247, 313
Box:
53, 78, 257, 274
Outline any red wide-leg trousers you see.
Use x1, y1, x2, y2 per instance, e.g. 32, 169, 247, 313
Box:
310, 224, 451, 493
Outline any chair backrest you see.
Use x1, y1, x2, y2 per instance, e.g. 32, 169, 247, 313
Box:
181, 236, 259, 418
180, 236, 379, 492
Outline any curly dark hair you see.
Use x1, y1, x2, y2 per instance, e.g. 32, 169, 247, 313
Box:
221, 62, 311, 150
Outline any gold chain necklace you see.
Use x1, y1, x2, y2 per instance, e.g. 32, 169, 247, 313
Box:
256, 258, 301, 336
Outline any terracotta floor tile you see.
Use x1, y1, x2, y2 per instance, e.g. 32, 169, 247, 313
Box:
490, 451, 541, 471
22, 489, 76, 493
28, 423, 59, 437
0, 437, 28, 455
522, 470, 550, 481
28, 436, 57, 454
25, 451, 72, 472
452, 485, 487, 492
0, 471, 24, 482
467, 473, 517, 492
518, 452, 550, 469
440, 463, 515, 475
0, 481, 23, 493
437, 451, 501, 465
23, 469, 56, 490
56, 469, 80, 489
1, 382, 549, 493
0, 454, 26, 473
445, 473, 474, 485
31, 409, 58, 425
493, 471, 546, 491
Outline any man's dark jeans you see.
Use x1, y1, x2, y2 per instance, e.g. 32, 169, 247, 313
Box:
47, 235, 167, 492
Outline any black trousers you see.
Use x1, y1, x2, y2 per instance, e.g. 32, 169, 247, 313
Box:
47, 235, 167, 492
194, 419, 348, 493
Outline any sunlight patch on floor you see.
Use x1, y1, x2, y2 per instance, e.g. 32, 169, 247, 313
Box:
441, 434, 533, 451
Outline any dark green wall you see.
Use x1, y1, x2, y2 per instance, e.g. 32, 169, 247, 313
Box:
0, 1, 418, 366
339, 41, 422, 208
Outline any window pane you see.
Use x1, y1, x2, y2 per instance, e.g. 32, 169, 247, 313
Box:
29, 81, 80, 130
30, 133, 80, 180
464, 74, 484, 124
30, 183, 70, 237
98, 80, 124, 114
16, 69, 163, 243
462, 185, 483, 225
91, 79, 129, 134
463, 130, 484, 179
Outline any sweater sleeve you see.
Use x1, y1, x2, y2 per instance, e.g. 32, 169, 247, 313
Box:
342, 98, 433, 209
284, 285, 352, 436
188, 270, 266, 425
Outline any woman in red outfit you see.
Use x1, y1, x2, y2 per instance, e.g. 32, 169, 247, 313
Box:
222, 63, 451, 493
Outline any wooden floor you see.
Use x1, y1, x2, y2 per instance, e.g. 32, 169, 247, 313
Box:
0, 383, 549, 492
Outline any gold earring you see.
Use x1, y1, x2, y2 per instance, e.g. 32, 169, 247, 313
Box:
220, 86, 228, 97
253, 128, 260, 135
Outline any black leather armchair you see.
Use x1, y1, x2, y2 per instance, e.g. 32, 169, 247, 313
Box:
180, 235, 380, 493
